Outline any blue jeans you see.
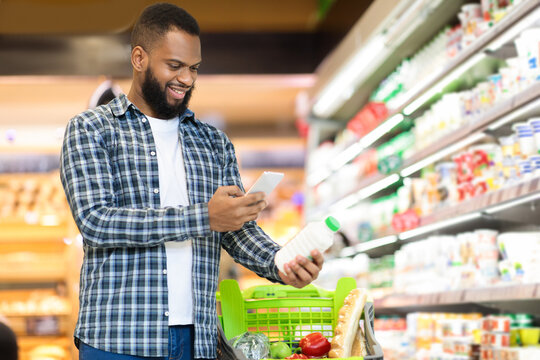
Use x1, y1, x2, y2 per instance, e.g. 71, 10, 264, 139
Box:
78, 325, 195, 360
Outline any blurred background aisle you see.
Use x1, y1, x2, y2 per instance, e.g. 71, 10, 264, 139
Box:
2, 0, 540, 359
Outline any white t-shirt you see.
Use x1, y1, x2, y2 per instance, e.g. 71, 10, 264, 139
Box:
147, 115, 192, 325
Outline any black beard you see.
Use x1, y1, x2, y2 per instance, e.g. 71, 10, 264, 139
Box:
141, 67, 193, 119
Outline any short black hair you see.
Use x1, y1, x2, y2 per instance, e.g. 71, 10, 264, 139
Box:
131, 3, 200, 52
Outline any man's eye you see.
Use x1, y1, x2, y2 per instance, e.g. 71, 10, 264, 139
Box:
191, 67, 199, 72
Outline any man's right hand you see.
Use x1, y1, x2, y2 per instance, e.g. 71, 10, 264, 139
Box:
208, 186, 267, 232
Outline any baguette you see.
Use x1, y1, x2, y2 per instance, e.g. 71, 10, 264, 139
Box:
351, 326, 367, 357
328, 288, 368, 358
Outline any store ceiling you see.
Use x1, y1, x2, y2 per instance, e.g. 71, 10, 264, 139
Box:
0, 0, 374, 137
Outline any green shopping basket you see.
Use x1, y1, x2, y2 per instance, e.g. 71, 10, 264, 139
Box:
217, 277, 383, 360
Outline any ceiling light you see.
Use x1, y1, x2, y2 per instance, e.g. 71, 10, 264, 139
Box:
357, 173, 401, 200
329, 193, 360, 213
313, 35, 387, 118
384, 0, 439, 48
331, 141, 364, 171
306, 168, 332, 187
354, 235, 398, 253
360, 113, 405, 148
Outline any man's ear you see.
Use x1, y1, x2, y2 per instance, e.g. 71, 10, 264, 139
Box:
131, 46, 147, 72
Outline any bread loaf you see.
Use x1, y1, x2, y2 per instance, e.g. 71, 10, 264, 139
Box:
328, 288, 368, 358
351, 326, 367, 357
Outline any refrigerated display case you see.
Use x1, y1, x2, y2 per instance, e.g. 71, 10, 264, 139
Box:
305, 0, 540, 357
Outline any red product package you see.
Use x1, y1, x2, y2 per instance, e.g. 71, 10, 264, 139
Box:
347, 102, 388, 138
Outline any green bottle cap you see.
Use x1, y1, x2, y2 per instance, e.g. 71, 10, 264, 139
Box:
325, 216, 340, 232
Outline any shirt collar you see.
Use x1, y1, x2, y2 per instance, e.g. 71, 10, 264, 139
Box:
111, 93, 195, 122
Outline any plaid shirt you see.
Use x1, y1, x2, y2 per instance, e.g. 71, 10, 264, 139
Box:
60, 94, 282, 358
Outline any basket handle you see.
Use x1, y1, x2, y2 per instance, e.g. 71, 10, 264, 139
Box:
219, 279, 246, 340
244, 284, 334, 299
332, 277, 357, 329
362, 302, 384, 360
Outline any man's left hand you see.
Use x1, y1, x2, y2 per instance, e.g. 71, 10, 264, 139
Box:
278, 250, 324, 289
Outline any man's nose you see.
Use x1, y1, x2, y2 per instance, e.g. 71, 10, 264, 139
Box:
176, 67, 194, 86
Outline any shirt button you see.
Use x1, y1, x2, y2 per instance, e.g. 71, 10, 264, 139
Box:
150, 151, 156, 156
153, 188, 159, 194
165, 311, 169, 317
162, 269, 167, 275
142, 118, 147, 123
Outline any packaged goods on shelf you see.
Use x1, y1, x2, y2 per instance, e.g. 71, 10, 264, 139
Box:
315, 253, 370, 290
371, 1, 526, 112
368, 255, 395, 290
307, 19, 540, 208
481, 346, 540, 360
0, 172, 69, 224
309, 79, 540, 210
375, 312, 539, 360
347, 102, 389, 139
396, 128, 540, 220
318, 227, 539, 295
327, 132, 540, 232
394, 229, 540, 293
372, 28, 452, 110
497, 232, 540, 283
373, 317, 410, 360
0, 291, 70, 316
377, 131, 415, 174
407, 313, 482, 357
413, 65, 539, 157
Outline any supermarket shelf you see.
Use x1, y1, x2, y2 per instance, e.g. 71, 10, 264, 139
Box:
17, 335, 71, 350
0, 268, 67, 283
312, 0, 468, 120
0, 221, 69, 243
374, 283, 540, 315
308, 82, 540, 219
394, 0, 540, 116
409, 176, 540, 239
336, 175, 540, 256
4, 312, 71, 317
340, 235, 400, 259
314, 172, 389, 213
401, 81, 540, 177
307, 0, 540, 187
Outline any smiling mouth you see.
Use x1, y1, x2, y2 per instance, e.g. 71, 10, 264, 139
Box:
168, 85, 189, 100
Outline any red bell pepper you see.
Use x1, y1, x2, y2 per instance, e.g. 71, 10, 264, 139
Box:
285, 354, 309, 359
298, 332, 331, 357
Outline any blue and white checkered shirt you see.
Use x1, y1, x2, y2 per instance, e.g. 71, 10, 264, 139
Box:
60, 94, 282, 358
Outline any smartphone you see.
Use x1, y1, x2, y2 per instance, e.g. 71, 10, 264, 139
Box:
246, 171, 284, 195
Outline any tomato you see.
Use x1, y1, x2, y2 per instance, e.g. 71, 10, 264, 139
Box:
298, 332, 331, 357
285, 354, 309, 359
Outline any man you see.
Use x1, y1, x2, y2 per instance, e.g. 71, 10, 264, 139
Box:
60, 3, 323, 359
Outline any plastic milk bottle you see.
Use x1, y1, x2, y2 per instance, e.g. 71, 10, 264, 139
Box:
275, 216, 340, 272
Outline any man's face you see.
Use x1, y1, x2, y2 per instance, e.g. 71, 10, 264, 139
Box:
141, 29, 201, 119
